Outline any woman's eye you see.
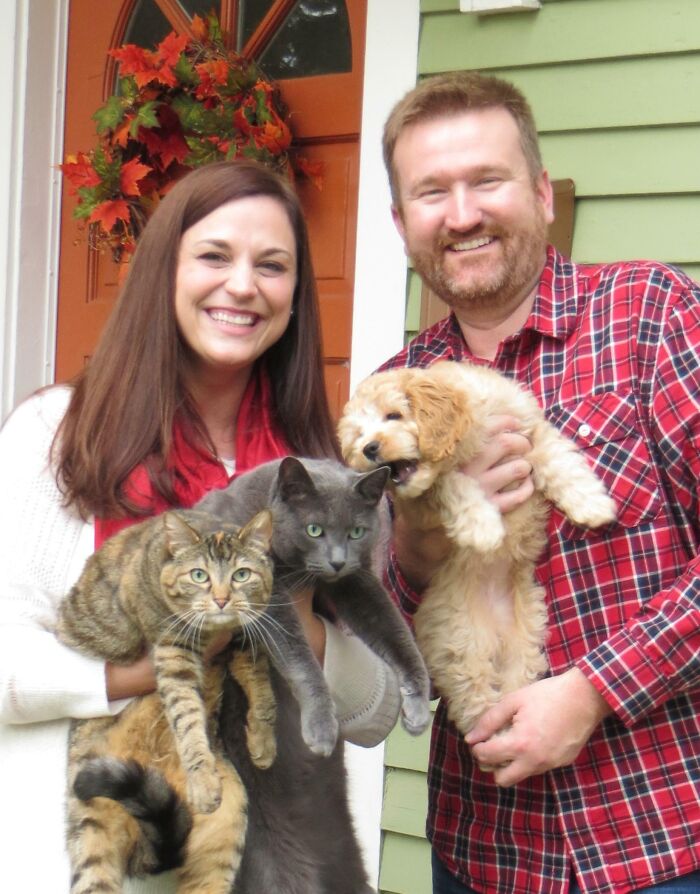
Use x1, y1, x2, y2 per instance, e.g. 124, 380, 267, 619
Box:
348, 526, 365, 540
190, 568, 209, 583
233, 568, 251, 583
385, 412, 402, 421
306, 523, 323, 538
199, 252, 227, 265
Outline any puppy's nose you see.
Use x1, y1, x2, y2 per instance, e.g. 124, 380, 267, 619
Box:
363, 441, 381, 461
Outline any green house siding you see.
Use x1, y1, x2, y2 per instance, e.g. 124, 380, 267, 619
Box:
382, 1, 700, 891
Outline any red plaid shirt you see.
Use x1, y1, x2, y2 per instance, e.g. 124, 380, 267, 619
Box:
383, 247, 700, 894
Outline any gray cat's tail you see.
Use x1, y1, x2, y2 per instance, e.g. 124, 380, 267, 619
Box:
74, 757, 192, 875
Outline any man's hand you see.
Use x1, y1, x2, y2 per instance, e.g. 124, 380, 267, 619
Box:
465, 667, 612, 786
392, 415, 534, 590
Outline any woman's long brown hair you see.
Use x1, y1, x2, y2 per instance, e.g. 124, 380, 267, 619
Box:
56, 160, 338, 519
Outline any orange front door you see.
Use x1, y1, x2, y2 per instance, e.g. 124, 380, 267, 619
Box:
56, 0, 366, 418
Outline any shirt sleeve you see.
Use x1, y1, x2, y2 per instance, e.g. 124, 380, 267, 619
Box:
321, 617, 401, 747
0, 390, 116, 724
577, 281, 700, 725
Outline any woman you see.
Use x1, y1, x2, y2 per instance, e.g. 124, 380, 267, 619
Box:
0, 160, 400, 891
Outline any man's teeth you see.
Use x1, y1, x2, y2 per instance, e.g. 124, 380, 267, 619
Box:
209, 310, 255, 325
450, 236, 493, 251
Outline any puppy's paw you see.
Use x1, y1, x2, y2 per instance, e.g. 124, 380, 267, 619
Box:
565, 492, 616, 529
301, 706, 339, 758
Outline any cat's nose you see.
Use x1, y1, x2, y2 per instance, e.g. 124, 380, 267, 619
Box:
214, 596, 230, 609
363, 440, 381, 461
330, 560, 345, 572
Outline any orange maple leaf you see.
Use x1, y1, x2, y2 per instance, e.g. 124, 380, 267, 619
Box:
190, 14, 208, 41
111, 44, 156, 87
60, 152, 101, 192
119, 158, 152, 196
195, 60, 230, 98
89, 198, 131, 232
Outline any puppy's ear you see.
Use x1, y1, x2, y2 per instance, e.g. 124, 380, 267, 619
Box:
406, 372, 472, 462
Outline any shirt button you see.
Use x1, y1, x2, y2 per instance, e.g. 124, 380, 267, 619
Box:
578, 423, 592, 438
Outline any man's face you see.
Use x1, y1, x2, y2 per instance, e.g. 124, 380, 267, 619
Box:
391, 108, 554, 318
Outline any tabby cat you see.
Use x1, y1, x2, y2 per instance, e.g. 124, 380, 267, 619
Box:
197, 455, 432, 755
56, 509, 277, 894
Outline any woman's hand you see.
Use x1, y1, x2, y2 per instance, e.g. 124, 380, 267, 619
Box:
291, 586, 326, 664
105, 653, 156, 701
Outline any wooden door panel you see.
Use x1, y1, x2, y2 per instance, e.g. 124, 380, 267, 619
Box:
56, 0, 366, 412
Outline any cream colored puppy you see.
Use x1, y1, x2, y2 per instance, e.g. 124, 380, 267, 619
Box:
338, 361, 616, 736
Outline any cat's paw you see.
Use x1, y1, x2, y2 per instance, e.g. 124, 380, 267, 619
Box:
247, 724, 277, 770
186, 764, 222, 815
301, 708, 339, 758
400, 689, 431, 736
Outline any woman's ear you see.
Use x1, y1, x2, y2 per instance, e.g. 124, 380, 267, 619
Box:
406, 373, 471, 462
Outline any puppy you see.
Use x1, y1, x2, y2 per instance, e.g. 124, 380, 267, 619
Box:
338, 361, 616, 737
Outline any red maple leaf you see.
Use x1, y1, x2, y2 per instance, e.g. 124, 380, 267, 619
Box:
89, 198, 131, 232
295, 156, 324, 190
139, 127, 189, 171
254, 119, 291, 154
195, 60, 230, 99
60, 153, 101, 192
119, 158, 152, 196
155, 32, 188, 69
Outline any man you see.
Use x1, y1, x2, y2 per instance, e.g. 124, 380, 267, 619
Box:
380, 71, 700, 894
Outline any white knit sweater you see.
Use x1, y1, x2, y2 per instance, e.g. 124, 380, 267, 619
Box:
0, 387, 400, 891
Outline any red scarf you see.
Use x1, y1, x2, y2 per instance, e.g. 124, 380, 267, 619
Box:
94, 370, 290, 549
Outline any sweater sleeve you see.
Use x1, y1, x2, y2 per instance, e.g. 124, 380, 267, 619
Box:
0, 389, 116, 724
321, 617, 401, 747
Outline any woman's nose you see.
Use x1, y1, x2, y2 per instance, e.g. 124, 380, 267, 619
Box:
224, 262, 257, 299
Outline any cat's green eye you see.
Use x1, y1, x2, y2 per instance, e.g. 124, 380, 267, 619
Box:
190, 568, 209, 583
306, 523, 324, 538
349, 526, 365, 540
233, 568, 251, 583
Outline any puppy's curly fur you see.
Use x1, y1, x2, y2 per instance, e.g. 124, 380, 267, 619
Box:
338, 361, 616, 735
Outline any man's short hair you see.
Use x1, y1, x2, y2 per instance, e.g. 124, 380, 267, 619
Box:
383, 71, 544, 206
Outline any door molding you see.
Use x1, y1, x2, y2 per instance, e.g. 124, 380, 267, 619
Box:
2, 0, 68, 421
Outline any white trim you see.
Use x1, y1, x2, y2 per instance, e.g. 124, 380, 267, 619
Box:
350, 0, 419, 391
346, 0, 420, 886
1, 0, 68, 423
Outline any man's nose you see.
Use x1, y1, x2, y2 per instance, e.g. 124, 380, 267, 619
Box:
445, 186, 482, 232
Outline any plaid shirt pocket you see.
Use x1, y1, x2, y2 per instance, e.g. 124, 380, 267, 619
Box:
548, 390, 662, 538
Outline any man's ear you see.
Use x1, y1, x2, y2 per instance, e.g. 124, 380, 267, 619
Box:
391, 204, 408, 247
537, 170, 555, 226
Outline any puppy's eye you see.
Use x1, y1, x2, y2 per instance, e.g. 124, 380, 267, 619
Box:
385, 412, 403, 421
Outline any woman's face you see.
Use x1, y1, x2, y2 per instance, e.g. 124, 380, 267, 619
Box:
175, 196, 297, 381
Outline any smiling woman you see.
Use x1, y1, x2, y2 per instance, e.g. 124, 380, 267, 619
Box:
174, 196, 297, 435
0, 158, 400, 892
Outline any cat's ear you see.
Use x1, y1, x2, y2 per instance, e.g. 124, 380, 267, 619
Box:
355, 465, 390, 506
163, 513, 201, 555
276, 456, 317, 503
239, 509, 273, 552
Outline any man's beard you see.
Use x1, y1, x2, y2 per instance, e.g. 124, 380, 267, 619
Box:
410, 210, 549, 315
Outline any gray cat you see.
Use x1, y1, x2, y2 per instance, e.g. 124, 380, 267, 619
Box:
197, 455, 431, 754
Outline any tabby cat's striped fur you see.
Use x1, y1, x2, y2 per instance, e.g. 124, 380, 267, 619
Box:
56, 509, 276, 894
